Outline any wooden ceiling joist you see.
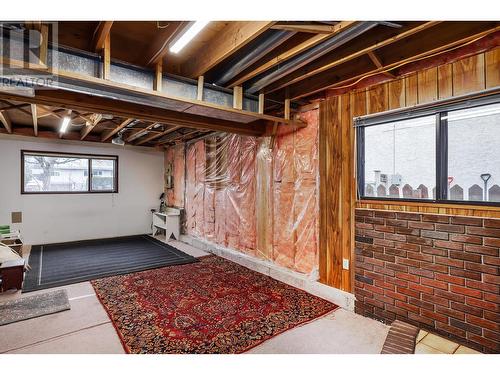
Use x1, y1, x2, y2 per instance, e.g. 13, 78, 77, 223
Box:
125, 122, 158, 143
264, 21, 441, 95
30, 104, 38, 136
271, 22, 346, 34
156, 129, 199, 145
80, 113, 103, 140
0, 111, 12, 133
294, 24, 500, 100
101, 118, 134, 142
92, 21, 114, 52
367, 51, 395, 78
135, 125, 181, 146
181, 21, 275, 78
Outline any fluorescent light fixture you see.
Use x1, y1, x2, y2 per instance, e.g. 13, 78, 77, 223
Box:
169, 21, 209, 54
60, 116, 71, 133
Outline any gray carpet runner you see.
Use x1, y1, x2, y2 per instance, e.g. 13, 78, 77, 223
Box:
23, 235, 197, 292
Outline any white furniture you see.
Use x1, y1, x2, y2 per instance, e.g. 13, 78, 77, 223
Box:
152, 208, 180, 242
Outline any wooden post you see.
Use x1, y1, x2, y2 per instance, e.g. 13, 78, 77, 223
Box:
154, 61, 163, 91
31, 104, 38, 136
284, 98, 291, 120
233, 86, 243, 110
0, 111, 12, 134
258, 92, 265, 114
39, 24, 49, 66
197, 75, 204, 101
102, 33, 111, 80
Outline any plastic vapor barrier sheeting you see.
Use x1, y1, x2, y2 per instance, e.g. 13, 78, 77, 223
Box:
170, 108, 319, 275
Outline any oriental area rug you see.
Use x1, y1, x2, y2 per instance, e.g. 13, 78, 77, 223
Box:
91, 255, 338, 354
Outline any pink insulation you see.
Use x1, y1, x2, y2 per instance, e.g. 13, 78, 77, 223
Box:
185, 143, 197, 235
225, 134, 241, 249
165, 144, 185, 208
238, 136, 257, 256
180, 107, 319, 275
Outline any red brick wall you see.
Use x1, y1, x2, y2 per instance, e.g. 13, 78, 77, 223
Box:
354, 209, 500, 353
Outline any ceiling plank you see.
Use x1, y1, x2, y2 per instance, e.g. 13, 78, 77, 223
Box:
135, 125, 181, 146
101, 118, 134, 142
181, 21, 275, 78
31, 104, 38, 136
92, 21, 113, 52
0, 111, 12, 133
271, 22, 347, 34
265, 21, 441, 95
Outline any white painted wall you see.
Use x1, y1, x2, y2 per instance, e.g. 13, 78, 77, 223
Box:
0, 135, 164, 244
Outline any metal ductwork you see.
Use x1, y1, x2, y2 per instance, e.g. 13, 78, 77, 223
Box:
246, 21, 380, 94
213, 30, 295, 86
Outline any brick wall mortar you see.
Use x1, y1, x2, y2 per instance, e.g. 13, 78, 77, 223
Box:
354, 208, 500, 353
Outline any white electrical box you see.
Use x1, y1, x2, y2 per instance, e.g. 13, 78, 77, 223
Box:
342, 258, 349, 270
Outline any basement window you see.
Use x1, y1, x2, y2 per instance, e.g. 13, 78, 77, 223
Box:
21, 151, 118, 194
356, 93, 500, 206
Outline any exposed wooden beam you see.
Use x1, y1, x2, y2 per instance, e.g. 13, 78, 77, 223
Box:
271, 22, 347, 34
258, 92, 265, 114
30, 104, 38, 136
125, 122, 158, 143
182, 21, 275, 78
157, 129, 200, 145
1, 57, 299, 128
92, 21, 113, 52
0, 126, 102, 142
80, 113, 103, 140
135, 125, 181, 146
265, 21, 441, 95
284, 98, 291, 120
0, 111, 12, 133
197, 76, 204, 101
0, 89, 266, 136
102, 33, 111, 80
233, 86, 243, 110
153, 61, 163, 92
367, 51, 395, 78
0, 101, 30, 112
39, 24, 49, 66
145, 21, 186, 66
296, 25, 500, 100
101, 118, 134, 142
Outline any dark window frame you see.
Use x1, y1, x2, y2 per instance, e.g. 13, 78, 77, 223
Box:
356, 92, 500, 207
21, 150, 119, 194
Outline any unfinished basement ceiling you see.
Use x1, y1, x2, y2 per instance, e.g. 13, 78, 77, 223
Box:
0, 20, 498, 147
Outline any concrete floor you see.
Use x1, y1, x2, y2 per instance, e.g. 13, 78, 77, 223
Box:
0, 240, 390, 354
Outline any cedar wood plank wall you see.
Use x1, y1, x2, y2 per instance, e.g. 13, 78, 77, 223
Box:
319, 48, 500, 291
